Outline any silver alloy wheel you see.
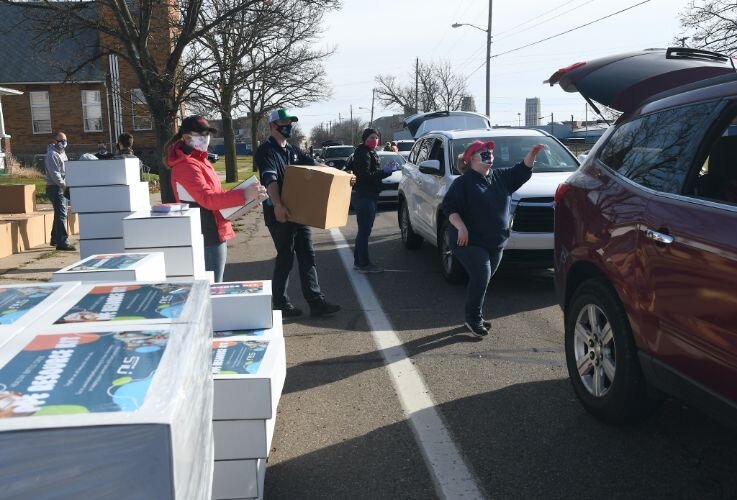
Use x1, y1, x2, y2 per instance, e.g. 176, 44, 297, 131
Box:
573, 303, 616, 397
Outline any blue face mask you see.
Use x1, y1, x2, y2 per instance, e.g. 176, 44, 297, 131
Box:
56, 140, 67, 150
479, 150, 492, 164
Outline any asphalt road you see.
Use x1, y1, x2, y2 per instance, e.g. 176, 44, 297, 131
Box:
227, 206, 737, 500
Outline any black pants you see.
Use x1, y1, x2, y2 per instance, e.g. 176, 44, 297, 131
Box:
267, 221, 323, 306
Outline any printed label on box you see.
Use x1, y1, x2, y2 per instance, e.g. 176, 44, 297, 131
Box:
0, 285, 61, 325
210, 282, 263, 296
213, 328, 269, 338
0, 330, 169, 417
55, 284, 192, 324
211, 340, 268, 375
68, 254, 148, 272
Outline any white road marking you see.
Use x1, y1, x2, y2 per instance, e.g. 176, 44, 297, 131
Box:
330, 228, 485, 500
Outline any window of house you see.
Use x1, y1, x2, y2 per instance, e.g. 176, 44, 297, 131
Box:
81, 90, 103, 132
30, 91, 51, 134
131, 89, 152, 130
598, 101, 719, 194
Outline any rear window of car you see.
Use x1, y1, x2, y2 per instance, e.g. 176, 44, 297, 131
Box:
396, 141, 414, 151
325, 147, 354, 157
449, 136, 578, 174
378, 154, 405, 168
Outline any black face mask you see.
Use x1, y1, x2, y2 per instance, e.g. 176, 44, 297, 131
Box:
277, 124, 292, 139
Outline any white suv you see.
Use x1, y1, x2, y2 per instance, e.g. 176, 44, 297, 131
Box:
397, 128, 579, 283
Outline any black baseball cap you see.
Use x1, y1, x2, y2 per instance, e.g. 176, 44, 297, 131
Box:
180, 115, 218, 134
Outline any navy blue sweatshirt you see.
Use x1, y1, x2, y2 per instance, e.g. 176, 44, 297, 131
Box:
441, 162, 532, 251
351, 144, 391, 196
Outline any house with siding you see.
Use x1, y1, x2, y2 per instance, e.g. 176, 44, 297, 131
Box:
0, 2, 172, 167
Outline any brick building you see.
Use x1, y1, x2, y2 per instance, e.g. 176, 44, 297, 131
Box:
0, 2, 174, 166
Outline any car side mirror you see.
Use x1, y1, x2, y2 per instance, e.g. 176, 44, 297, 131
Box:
419, 159, 441, 175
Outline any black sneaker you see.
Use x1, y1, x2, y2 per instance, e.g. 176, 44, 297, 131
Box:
310, 300, 341, 317
55, 244, 77, 251
482, 319, 492, 329
465, 321, 489, 338
275, 302, 302, 318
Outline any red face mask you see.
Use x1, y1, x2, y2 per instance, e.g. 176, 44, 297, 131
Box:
365, 138, 379, 150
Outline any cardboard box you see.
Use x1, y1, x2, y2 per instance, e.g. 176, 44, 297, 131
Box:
65, 157, 141, 187
51, 252, 166, 283
212, 336, 286, 420
0, 222, 12, 258
0, 314, 213, 500
219, 176, 267, 221
67, 211, 79, 235
69, 181, 150, 213
123, 208, 202, 248
212, 459, 265, 500
281, 165, 353, 229
80, 238, 124, 259
78, 211, 133, 239
0, 213, 46, 253
0, 184, 35, 214
210, 281, 273, 331
126, 234, 205, 277
213, 417, 276, 460
38, 209, 54, 244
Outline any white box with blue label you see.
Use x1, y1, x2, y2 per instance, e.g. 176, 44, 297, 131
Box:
122, 208, 202, 248
51, 252, 166, 283
210, 281, 273, 332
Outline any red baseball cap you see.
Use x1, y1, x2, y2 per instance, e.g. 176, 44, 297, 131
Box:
463, 140, 496, 163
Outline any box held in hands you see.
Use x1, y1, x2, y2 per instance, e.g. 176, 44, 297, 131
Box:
281, 165, 353, 229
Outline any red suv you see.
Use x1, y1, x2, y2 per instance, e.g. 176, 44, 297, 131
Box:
549, 47, 737, 425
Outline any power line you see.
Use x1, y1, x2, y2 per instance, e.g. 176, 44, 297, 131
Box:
493, 0, 594, 38
493, 0, 599, 43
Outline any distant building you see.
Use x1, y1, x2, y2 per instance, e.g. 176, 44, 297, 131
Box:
461, 96, 477, 112
525, 98, 541, 127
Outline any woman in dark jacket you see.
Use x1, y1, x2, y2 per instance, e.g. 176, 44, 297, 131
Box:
166, 115, 266, 282
350, 128, 397, 273
441, 140, 545, 337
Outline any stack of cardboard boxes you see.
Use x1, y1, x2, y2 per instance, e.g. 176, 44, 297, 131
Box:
0, 184, 80, 258
210, 281, 286, 500
65, 158, 150, 259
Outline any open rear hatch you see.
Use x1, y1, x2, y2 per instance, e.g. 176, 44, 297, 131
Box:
545, 47, 736, 113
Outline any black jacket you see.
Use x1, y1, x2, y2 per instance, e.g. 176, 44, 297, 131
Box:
350, 144, 390, 196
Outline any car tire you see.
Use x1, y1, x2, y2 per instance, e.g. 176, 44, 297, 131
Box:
565, 279, 656, 424
439, 219, 468, 285
399, 200, 423, 250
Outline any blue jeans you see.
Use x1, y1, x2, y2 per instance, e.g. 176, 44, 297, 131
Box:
352, 191, 378, 267
267, 221, 323, 306
46, 184, 68, 247
204, 242, 227, 283
452, 245, 503, 326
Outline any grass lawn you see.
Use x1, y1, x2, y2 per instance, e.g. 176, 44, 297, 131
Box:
216, 156, 260, 190
0, 175, 49, 203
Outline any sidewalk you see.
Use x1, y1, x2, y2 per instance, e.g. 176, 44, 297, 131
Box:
0, 192, 161, 283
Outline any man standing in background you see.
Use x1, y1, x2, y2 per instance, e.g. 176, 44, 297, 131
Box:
44, 131, 75, 251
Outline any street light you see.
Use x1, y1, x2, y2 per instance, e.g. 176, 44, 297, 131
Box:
452, 0, 493, 118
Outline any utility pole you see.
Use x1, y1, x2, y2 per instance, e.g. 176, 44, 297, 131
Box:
551, 112, 554, 136
415, 57, 419, 113
350, 105, 354, 145
329, 120, 332, 137
677, 36, 688, 47
585, 103, 588, 140
370, 88, 375, 126
485, 0, 493, 118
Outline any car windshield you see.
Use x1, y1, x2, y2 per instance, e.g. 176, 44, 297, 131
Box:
326, 147, 354, 158
415, 115, 489, 137
450, 135, 578, 174
378, 154, 405, 168
396, 142, 414, 151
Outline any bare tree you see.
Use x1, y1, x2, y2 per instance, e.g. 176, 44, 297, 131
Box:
375, 60, 470, 115
678, 0, 737, 54
1, 0, 299, 201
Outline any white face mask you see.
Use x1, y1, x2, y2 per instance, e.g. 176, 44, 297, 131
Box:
186, 135, 210, 152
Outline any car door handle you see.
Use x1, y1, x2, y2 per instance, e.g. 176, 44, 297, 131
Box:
645, 228, 674, 245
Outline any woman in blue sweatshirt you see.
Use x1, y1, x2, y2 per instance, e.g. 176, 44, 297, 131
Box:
442, 140, 546, 337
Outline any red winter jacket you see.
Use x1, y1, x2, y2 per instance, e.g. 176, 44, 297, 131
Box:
168, 141, 245, 244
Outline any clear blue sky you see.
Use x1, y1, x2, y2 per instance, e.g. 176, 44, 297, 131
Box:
294, 0, 691, 136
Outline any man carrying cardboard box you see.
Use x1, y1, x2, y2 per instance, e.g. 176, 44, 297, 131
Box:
256, 109, 354, 318
44, 131, 76, 251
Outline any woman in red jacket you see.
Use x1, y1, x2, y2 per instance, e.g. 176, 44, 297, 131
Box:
166, 115, 266, 282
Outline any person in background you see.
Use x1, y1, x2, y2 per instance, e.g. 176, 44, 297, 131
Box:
350, 127, 396, 273
383, 141, 393, 152
166, 115, 266, 282
115, 133, 136, 158
44, 131, 75, 251
256, 108, 351, 317
390, 141, 399, 153
441, 140, 546, 338
95, 142, 111, 159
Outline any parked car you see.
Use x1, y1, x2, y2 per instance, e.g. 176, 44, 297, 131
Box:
398, 128, 578, 283
402, 110, 491, 139
207, 151, 219, 163
323, 145, 355, 170
376, 151, 405, 204
394, 139, 415, 160
548, 47, 737, 426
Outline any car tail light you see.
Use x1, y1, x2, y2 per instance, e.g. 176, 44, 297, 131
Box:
544, 61, 586, 85
554, 183, 571, 206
